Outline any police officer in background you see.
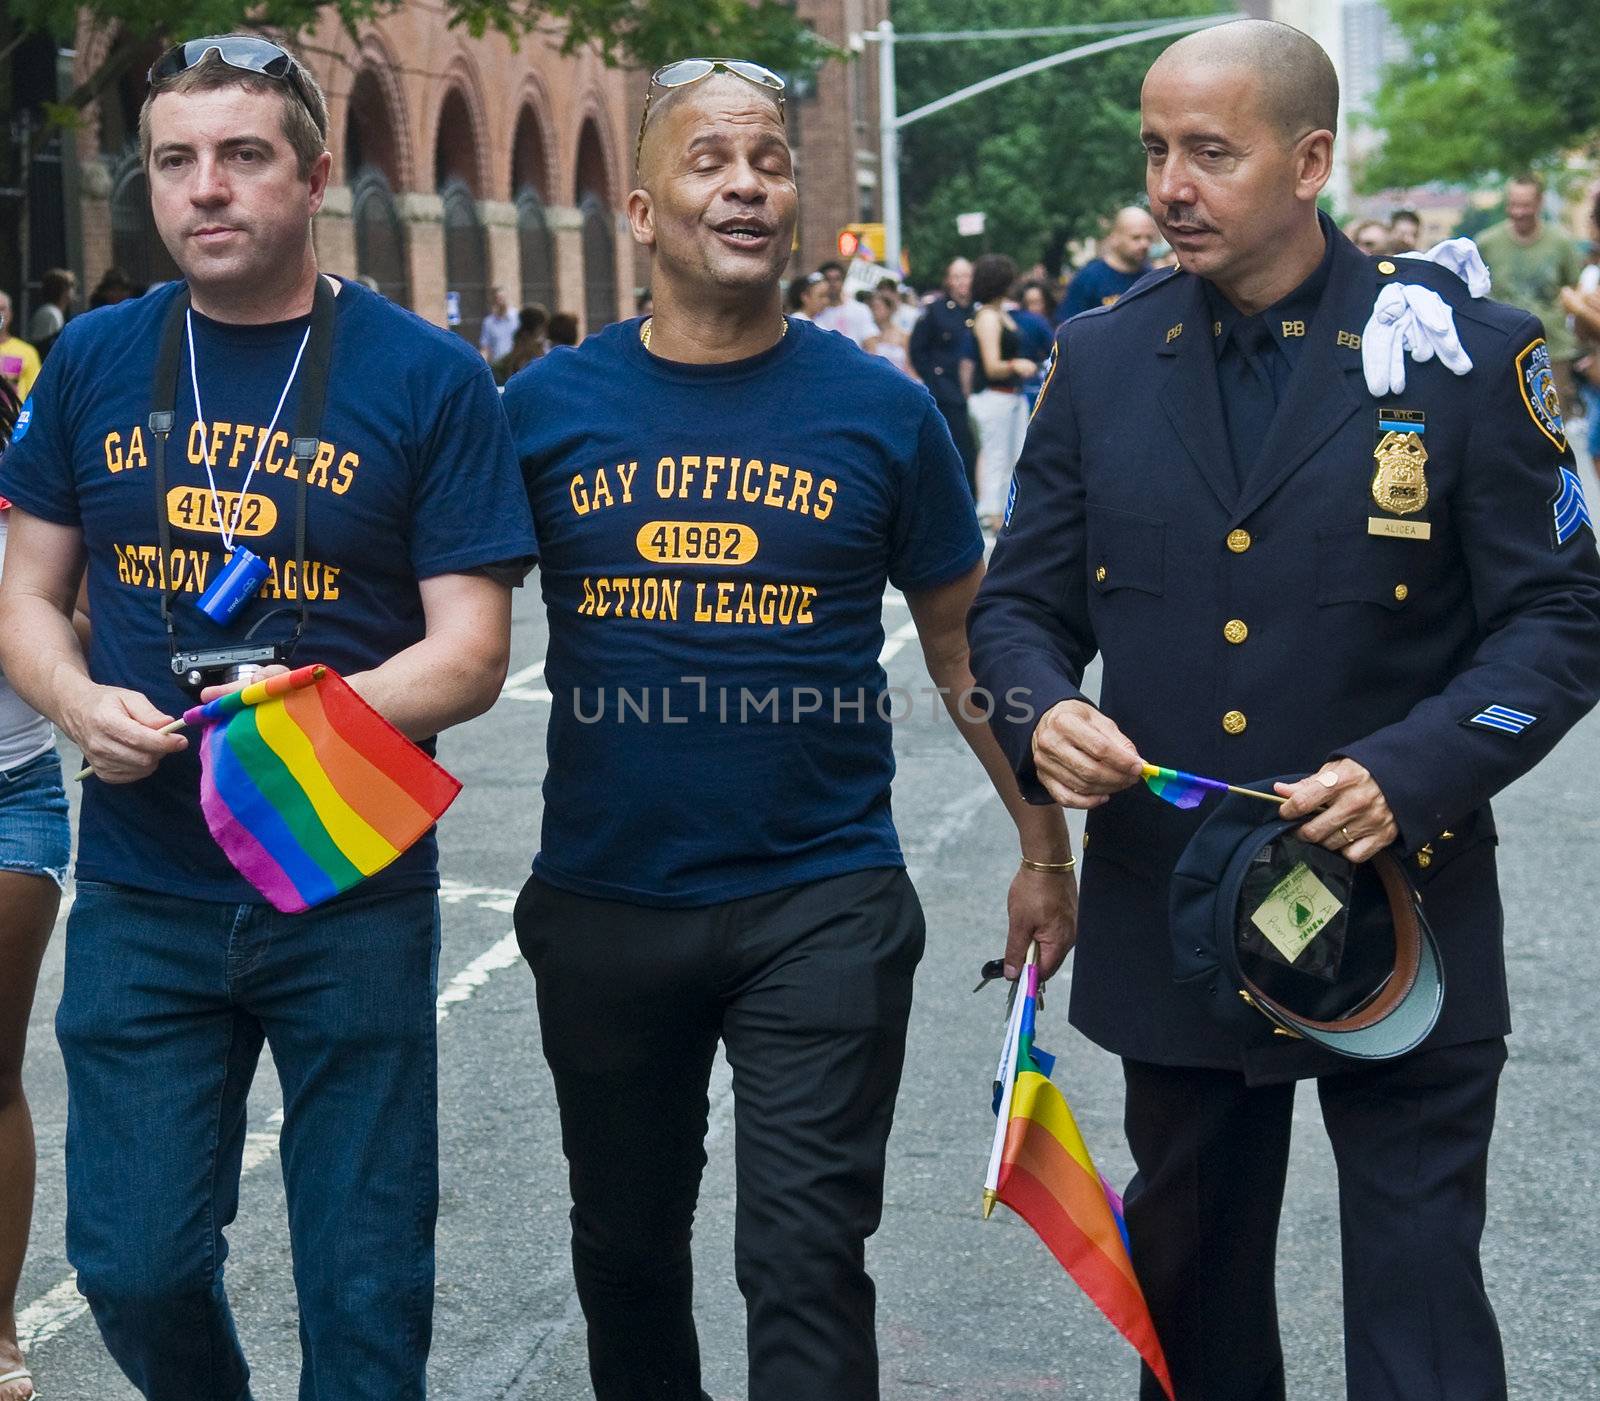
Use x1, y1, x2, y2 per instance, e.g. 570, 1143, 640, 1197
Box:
969, 19, 1600, 1401
910, 257, 979, 493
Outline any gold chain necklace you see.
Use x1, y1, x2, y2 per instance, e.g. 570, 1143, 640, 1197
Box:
640, 316, 788, 351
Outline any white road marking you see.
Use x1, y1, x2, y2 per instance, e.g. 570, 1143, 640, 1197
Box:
17, 880, 528, 1353
502, 661, 546, 690
500, 660, 554, 704
879, 618, 921, 666
903, 779, 1000, 869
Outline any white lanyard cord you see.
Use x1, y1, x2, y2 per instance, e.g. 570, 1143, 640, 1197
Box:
185, 309, 311, 556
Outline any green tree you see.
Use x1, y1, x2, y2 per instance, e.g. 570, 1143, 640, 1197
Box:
894, 0, 1214, 283
2, 0, 827, 116
1359, 0, 1594, 191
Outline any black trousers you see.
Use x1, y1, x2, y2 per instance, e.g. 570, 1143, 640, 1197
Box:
1122, 1039, 1508, 1401
932, 396, 979, 496
515, 866, 926, 1401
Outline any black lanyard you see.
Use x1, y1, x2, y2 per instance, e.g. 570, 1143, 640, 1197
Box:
148, 276, 337, 661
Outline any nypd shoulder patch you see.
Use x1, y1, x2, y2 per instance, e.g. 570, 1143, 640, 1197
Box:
1516, 338, 1565, 450
11, 396, 32, 444
1030, 346, 1059, 420
1003, 475, 1018, 530
1552, 465, 1594, 546
1464, 704, 1539, 736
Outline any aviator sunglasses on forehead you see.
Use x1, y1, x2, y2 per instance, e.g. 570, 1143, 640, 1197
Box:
148, 35, 327, 138
635, 59, 786, 170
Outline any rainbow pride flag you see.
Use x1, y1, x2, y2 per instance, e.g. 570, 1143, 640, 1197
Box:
1141, 762, 1229, 810
184, 665, 461, 913
985, 963, 1175, 1400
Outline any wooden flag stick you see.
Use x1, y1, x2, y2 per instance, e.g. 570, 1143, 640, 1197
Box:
1227, 782, 1287, 804
983, 941, 1040, 1220
75, 717, 187, 782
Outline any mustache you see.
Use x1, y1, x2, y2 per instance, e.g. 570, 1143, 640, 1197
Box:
1160, 207, 1216, 234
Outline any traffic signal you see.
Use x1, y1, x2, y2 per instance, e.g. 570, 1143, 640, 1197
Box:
837, 223, 886, 262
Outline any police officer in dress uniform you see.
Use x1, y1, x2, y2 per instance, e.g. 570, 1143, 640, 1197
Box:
910, 257, 979, 493
968, 21, 1600, 1401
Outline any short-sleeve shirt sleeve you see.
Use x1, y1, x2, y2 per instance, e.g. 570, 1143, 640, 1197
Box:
888, 401, 984, 592
0, 332, 80, 525
406, 361, 539, 579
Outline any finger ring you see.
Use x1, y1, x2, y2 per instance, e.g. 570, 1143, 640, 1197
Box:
1339, 825, 1354, 847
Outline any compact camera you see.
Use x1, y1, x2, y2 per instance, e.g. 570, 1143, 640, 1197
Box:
170, 641, 293, 697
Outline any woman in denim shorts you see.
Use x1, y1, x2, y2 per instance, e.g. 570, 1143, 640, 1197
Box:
0, 502, 69, 1401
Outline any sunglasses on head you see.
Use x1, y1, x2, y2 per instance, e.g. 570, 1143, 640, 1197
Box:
635, 58, 786, 171
149, 35, 326, 138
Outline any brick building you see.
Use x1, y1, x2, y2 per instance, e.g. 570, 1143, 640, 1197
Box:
621, 0, 891, 293
8, 8, 886, 344
68, 14, 635, 342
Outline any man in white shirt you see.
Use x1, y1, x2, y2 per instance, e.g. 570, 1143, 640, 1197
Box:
814, 260, 877, 346
478, 285, 518, 361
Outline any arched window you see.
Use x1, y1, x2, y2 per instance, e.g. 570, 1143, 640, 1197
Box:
109, 151, 180, 288
344, 64, 410, 305
440, 179, 488, 344
516, 189, 556, 313
574, 118, 616, 332
580, 193, 616, 334
435, 86, 487, 342
352, 169, 410, 304
512, 103, 556, 311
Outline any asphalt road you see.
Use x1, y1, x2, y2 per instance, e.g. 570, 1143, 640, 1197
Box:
14, 518, 1600, 1399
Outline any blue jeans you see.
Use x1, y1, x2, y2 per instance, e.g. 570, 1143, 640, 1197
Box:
0, 748, 71, 887
58, 881, 442, 1401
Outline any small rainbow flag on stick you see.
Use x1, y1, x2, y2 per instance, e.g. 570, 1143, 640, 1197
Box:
184, 665, 461, 913
1142, 761, 1281, 808
984, 952, 1176, 1400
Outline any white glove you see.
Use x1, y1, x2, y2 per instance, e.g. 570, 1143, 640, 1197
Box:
1362, 281, 1475, 397
1402, 237, 1491, 298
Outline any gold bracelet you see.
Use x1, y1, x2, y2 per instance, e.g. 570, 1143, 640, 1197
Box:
1019, 856, 1076, 873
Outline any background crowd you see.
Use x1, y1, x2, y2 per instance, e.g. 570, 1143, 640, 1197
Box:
7, 176, 1599, 533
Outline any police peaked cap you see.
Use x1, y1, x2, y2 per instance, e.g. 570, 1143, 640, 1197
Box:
1169, 779, 1444, 1061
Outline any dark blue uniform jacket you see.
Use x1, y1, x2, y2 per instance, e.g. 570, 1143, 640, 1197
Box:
968, 230, 1600, 1082
909, 297, 975, 409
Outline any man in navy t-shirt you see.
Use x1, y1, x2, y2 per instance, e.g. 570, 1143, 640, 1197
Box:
502, 61, 1073, 1401
1057, 205, 1159, 323
0, 38, 535, 1398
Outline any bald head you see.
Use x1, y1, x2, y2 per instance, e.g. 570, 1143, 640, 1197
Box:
1104, 207, 1158, 271
1151, 20, 1338, 141
636, 72, 785, 185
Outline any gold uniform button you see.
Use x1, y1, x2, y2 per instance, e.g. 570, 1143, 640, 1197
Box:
1222, 710, 1247, 734
1226, 528, 1252, 553
1378, 259, 1397, 275
1394, 582, 1409, 602
1095, 565, 1108, 583
1224, 619, 1248, 644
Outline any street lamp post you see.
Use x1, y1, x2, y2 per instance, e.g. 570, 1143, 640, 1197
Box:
877, 20, 901, 278
861, 13, 1238, 278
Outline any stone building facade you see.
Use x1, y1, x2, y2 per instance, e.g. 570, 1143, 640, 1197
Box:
18, 6, 887, 345
71, 15, 635, 342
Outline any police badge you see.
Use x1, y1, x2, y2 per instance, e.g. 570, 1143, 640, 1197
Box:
1367, 409, 1431, 538
1516, 338, 1566, 450
1371, 429, 1429, 515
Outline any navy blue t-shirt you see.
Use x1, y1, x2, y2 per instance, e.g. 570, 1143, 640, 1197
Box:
1057, 258, 1150, 323
503, 317, 983, 907
0, 278, 538, 902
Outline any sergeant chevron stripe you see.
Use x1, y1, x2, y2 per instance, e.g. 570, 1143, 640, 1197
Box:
1552, 467, 1593, 546
1466, 704, 1538, 735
